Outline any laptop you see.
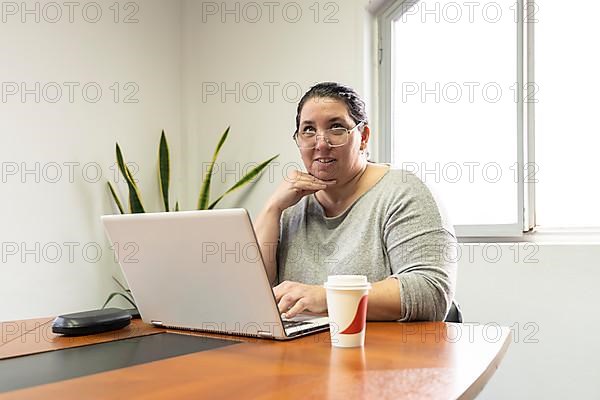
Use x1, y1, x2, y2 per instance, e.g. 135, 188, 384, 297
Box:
100, 209, 329, 340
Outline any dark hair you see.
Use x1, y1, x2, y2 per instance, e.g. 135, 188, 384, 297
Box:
294, 82, 368, 133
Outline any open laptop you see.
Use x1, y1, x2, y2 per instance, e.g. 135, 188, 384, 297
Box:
101, 209, 329, 340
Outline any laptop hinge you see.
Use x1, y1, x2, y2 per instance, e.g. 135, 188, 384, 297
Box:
257, 330, 273, 338
151, 320, 163, 326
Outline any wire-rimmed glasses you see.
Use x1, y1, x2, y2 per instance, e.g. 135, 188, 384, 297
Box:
293, 121, 365, 149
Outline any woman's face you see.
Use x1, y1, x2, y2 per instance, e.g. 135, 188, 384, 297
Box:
297, 97, 369, 183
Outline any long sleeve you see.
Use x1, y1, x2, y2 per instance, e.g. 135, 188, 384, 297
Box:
383, 174, 458, 322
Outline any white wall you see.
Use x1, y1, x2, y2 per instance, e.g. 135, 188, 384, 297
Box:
458, 243, 600, 399
0, 1, 183, 321
180, 0, 375, 217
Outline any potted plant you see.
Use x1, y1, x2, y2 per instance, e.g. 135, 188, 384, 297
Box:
103, 126, 279, 309
107, 127, 279, 213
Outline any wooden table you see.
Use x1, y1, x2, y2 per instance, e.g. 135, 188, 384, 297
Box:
0, 318, 510, 399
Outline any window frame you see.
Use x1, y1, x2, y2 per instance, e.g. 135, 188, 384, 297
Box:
377, 0, 532, 239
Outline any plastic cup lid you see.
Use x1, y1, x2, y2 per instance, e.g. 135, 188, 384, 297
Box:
324, 275, 371, 290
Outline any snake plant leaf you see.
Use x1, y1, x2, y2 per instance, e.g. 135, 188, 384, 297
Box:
107, 181, 125, 214
197, 126, 230, 210
116, 143, 145, 213
159, 130, 170, 211
208, 154, 279, 210
101, 291, 136, 309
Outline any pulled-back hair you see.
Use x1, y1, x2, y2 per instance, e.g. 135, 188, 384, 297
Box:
295, 82, 368, 133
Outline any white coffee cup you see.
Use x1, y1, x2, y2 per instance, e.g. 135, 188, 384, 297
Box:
324, 275, 372, 348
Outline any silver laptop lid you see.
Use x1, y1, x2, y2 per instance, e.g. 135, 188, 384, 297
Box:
101, 209, 289, 338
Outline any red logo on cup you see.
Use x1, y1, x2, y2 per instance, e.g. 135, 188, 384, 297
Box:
340, 295, 368, 335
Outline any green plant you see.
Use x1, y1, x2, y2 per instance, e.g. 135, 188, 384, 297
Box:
107, 127, 279, 213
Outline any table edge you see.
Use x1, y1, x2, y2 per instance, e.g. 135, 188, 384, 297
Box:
457, 328, 512, 400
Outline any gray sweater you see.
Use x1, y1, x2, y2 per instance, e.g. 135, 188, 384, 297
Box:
277, 168, 457, 321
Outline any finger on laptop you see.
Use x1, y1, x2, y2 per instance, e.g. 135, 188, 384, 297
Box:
272, 280, 292, 302
277, 293, 297, 315
283, 298, 307, 319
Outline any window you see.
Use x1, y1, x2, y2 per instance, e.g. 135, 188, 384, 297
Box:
378, 0, 598, 236
535, 2, 600, 228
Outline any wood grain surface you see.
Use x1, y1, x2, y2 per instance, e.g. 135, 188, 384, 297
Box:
0, 318, 510, 399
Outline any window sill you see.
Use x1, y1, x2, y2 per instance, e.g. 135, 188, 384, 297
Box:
458, 227, 600, 244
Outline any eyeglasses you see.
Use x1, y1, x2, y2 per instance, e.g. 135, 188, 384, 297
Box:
293, 121, 365, 149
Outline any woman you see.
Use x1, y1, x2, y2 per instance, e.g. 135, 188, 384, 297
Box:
254, 82, 457, 322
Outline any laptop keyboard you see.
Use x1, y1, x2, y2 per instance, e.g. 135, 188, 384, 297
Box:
282, 320, 311, 329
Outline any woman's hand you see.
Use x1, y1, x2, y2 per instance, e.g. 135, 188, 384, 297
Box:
273, 281, 327, 319
266, 170, 335, 213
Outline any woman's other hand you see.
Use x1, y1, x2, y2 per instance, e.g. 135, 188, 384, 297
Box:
267, 170, 335, 213
273, 280, 327, 319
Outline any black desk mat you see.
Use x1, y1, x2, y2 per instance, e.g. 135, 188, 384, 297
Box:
0, 332, 239, 393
